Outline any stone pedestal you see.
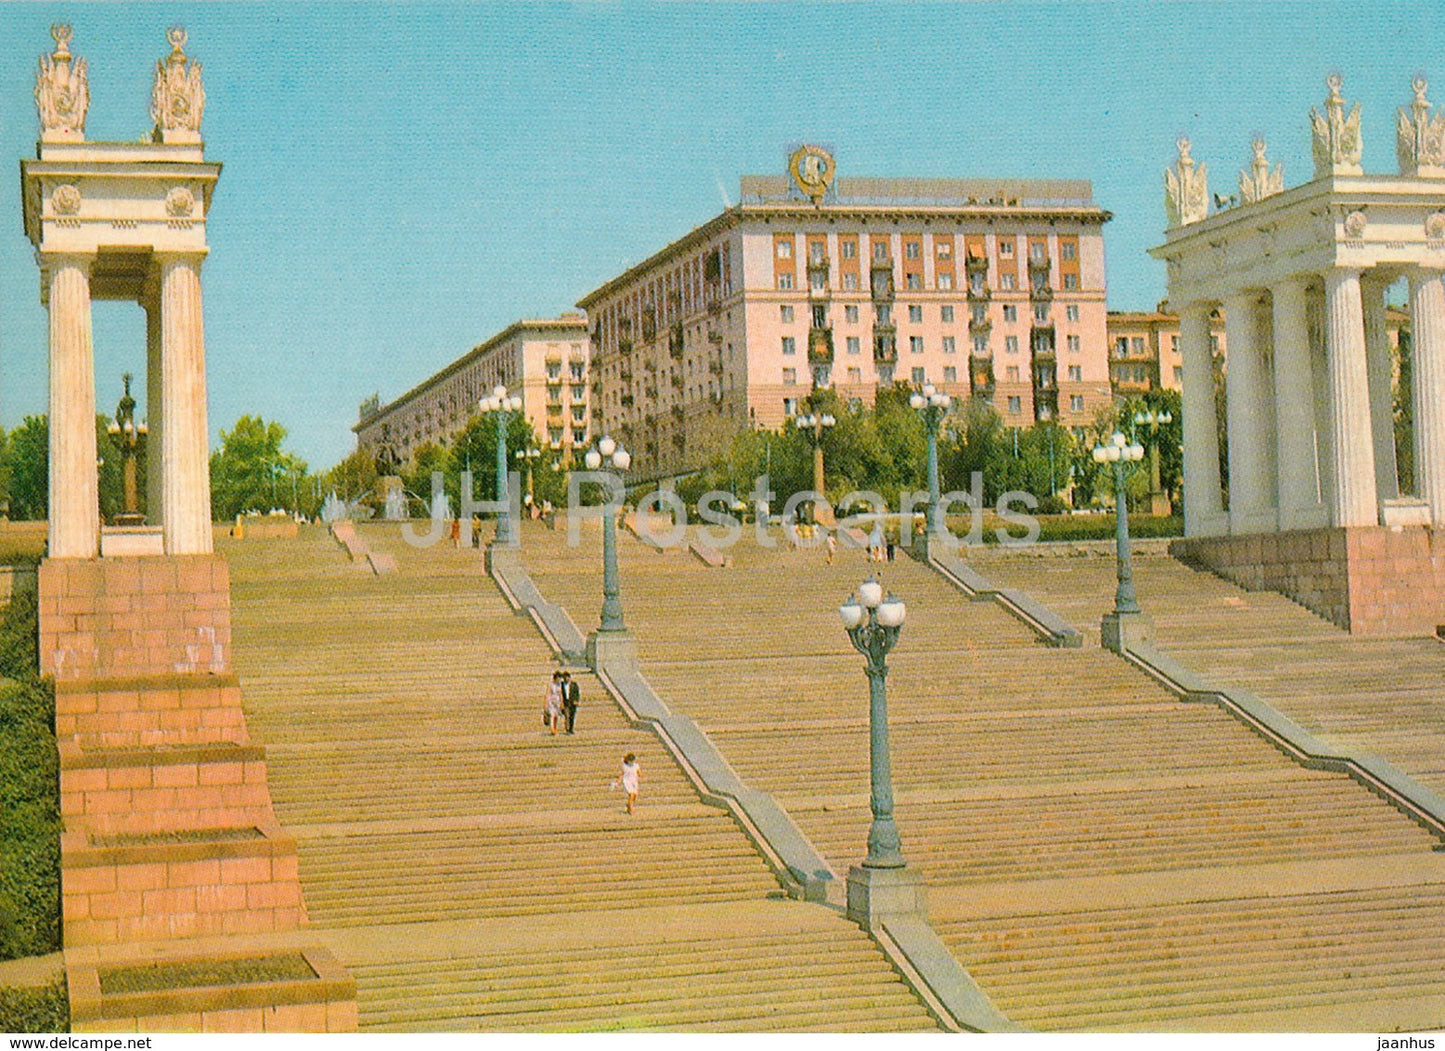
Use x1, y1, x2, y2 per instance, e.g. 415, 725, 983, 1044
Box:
586, 629, 637, 673
846, 864, 927, 933
1101, 609, 1154, 654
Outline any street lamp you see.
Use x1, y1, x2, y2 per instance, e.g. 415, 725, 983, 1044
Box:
514, 445, 542, 513
794, 410, 836, 524
107, 373, 148, 526
584, 436, 631, 634
908, 383, 952, 554
1093, 431, 1148, 652
1133, 407, 1175, 516
479, 384, 523, 544
839, 577, 909, 871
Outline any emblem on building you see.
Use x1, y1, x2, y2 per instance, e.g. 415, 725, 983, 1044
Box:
151, 26, 205, 143
1239, 138, 1284, 204
1397, 77, 1445, 178
788, 145, 836, 204
1343, 209, 1367, 238
50, 184, 81, 216
165, 186, 195, 217
35, 24, 89, 142
1311, 74, 1363, 178
1164, 137, 1209, 227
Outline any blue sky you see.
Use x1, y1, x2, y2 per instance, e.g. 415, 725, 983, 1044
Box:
1, 1, 1442, 469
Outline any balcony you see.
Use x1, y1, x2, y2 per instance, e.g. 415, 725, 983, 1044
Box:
644, 384, 658, 399
1033, 389, 1059, 423
618, 339, 633, 356
808, 327, 834, 365
870, 263, 895, 302
966, 281, 991, 303
669, 323, 685, 360
707, 328, 723, 345
619, 367, 634, 382
970, 359, 995, 399
670, 373, 684, 390
620, 394, 634, 408
965, 254, 989, 274
672, 404, 685, 421
708, 360, 724, 375
873, 326, 898, 363
1030, 281, 1054, 301
968, 314, 992, 334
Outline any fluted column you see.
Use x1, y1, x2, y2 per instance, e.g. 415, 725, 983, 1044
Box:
46, 255, 99, 558
1272, 276, 1325, 529
1224, 292, 1277, 533
1362, 275, 1399, 506
159, 254, 213, 554
1178, 301, 1226, 536
143, 283, 164, 525
1308, 285, 1335, 512
1323, 268, 1379, 528
1409, 267, 1445, 526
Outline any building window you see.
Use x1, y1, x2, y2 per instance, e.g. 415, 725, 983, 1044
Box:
910, 335, 924, 354
1174, 365, 1184, 383
1066, 335, 1080, 353
873, 241, 888, 262
1132, 336, 1146, 352
1061, 242, 1077, 261
941, 305, 955, 323
812, 365, 830, 387
778, 273, 794, 290
777, 240, 792, 259
1006, 366, 1021, 382
999, 241, 1014, 257
1033, 303, 1050, 323
1002, 305, 1017, 323
784, 397, 797, 416
943, 366, 957, 383
1067, 365, 1082, 381
877, 365, 894, 384
812, 303, 827, 327
1210, 335, 1220, 354
845, 304, 859, 323
1066, 305, 1080, 322
842, 273, 859, 290
810, 242, 826, 264
848, 366, 862, 382
1000, 273, 1016, 290
782, 337, 796, 355
1070, 394, 1085, 411
973, 335, 988, 355
842, 240, 857, 259
783, 368, 798, 385
1030, 242, 1048, 264
906, 273, 922, 291
1007, 396, 1022, 413
1171, 335, 1180, 351
908, 305, 923, 323
847, 336, 861, 355
971, 304, 987, 324
1063, 273, 1079, 290
876, 305, 892, 326
912, 367, 926, 384
937, 272, 953, 290
571, 362, 585, 380
549, 427, 563, 444
780, 305, 794, 323
1005, 335, 1019, 354
943, 336, 956, 355
811, 273, 827, 292
937, 241, 952, 259
905, 241, 921, 260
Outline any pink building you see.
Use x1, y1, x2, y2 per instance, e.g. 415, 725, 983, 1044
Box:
354, 314, 590, 468
579, 162, 1114, 479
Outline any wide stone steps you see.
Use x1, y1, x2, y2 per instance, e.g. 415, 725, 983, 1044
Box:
937, 882, 1445, 1031
221, 525, 939, 1031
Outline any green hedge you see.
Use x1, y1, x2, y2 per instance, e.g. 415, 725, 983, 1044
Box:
0, 975, 69, 1033
944, 513, 1184, 544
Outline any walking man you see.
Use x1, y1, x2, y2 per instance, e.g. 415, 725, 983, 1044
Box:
562, 671, 580, 734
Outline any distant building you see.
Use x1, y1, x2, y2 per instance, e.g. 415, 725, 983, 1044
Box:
354, 314, 590, 469
578, 150, 1115, 479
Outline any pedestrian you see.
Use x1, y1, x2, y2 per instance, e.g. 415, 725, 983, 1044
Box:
562, 671, 580, 734
886, 530, 896, 562
825, 529, 837, 565
620, 753, 642, 814
471, 514, 482, 548
869, 523, 884, 563
544, 671, 563, 735
449, 516, 461, 548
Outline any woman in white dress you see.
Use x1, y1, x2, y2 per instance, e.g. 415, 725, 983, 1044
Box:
620, 753, 641, 814
544, 672, 563, 735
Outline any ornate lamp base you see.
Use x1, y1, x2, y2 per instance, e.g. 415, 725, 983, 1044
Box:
585, 629, 637, 673
846, 864, 928, 932
1101, 609, 1153, 654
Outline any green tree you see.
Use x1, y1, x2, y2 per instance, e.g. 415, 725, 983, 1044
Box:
1395, 322, 1415, 495
445, 412, 534, 511
323, 447, 380, 509
208, 416, 307, 521
7, 418, 48, 522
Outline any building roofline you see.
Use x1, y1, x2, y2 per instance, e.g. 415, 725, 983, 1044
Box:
354, 314, 587, 430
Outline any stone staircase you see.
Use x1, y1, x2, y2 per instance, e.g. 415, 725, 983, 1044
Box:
521, 517, 1445, 1031
967, 544, 1445, 796
219, 523, 939, 1032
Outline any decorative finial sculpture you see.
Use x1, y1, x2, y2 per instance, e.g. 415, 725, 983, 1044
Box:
1239, 137, 1284, 203
1311, 73, 1363, 178
35, 24, 89, 142
1397, 76, 1445, 178
1165, 137, 1209, 227
151, 26, 205, 144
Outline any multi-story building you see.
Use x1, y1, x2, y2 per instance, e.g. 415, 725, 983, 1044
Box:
578, 151, 1115, 479
354, 313, 590, 468
1106, 304, 1408, 396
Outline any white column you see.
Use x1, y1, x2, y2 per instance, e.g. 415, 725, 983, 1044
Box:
1308, 285, 1336, 512
1409, 267, 1445, 527
1272, 276, 1325, 529
1178, 301, 1226, 536
1361, 275, 1399, 506
1323, 268, 1379, 528
143, 284, 164, 526
159, 254, 214, 555
1224, 292, 1277, 533
46, 255, 100, 559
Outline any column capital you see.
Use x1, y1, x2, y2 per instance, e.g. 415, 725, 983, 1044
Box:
152, 248, 208, 268
39, 250, 95, 272
1406, 263, 1445, 283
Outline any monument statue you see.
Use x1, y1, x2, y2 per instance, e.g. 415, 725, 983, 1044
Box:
151, 26, 205, 143
1397, 76, 1445, 178
1311, 73, 1363, 177
1239, 138, 1284, 204
35, 24, 89, 142
1164, 137, 1209, 227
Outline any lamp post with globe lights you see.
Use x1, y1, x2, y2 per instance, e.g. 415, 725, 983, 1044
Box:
107, 373, 148, 526
584, 436, 631, 636
514, 445, 541, 516
794, 410, 835, 523
908, 383, 952, 555
1133, 407, 1175, 516
839, 578, 927, 927
479, 385, 523, 544
1093, 432, 1150, 651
